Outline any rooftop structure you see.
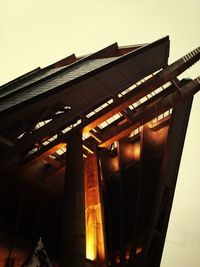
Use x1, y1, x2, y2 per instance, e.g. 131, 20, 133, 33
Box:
0, 36, 199, 267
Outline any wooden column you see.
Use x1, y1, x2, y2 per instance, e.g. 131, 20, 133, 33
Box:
61, 131, 86, 267
84, 152, 106, 267
140, 97, 193, 267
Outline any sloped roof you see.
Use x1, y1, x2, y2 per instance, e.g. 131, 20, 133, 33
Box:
0, 37, 169, 116
0, 36, 200, 170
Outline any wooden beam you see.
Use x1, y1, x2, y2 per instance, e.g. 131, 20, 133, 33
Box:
18, 77, 200, 165
98, 78, 200, 148
1, 48, 199, 166
83, 49, 200, 134
22, 143, 66, 168
61, 131, 85, 267
140, 96, 194, 267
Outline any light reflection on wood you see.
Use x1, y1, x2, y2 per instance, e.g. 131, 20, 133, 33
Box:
84, 154, 106, 266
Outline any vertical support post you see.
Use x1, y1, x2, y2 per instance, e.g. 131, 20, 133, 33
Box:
128, 121, 169, 266
140, 97, 193, 267
84, 152, 106, 267
5, 189, 23, 267
61, 131, 86, 267
117, 139, 125, 267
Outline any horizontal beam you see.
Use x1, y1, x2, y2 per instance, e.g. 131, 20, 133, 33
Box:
24, 77, 200, 167
22, 143, 66, 168
20, 78, 200, 187
83, 46, 200, 134
98, 77, 200, 147
1, 46, 199, 165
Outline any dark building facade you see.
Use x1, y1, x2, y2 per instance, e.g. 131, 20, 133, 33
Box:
0, 36, 199, 267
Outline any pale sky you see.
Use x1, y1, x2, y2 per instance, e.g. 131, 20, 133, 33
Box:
0, 0, 200, 266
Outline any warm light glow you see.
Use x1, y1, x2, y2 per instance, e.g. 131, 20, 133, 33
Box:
148, 110, 172, 129
133, 143, 141, 161
115, 255, 120, 264
136, 247, 142, 255
120, 142, 141, 163
84, 155, 106, 265
0, 247, 28, 267
125, 249, 130, 260
146, 119, 156, 129
86, 206, 97, 261
110, 156, 119, 172
83, 144, 94, 154
123, 247, 142, 262
145, 121, 169, 146
89, 132, 102, 143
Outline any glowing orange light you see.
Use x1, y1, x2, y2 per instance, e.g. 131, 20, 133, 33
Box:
121, 142, 141, 163
125, 249, 130, 260
133, 143, 141, 161
110, 156, 119, 172
136, 247, 142, 255
146, 122, 169, 146
84, 155, 106, 264
86, 207, 97, 261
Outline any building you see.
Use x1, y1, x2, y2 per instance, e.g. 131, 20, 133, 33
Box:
0, 36, 199, 267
